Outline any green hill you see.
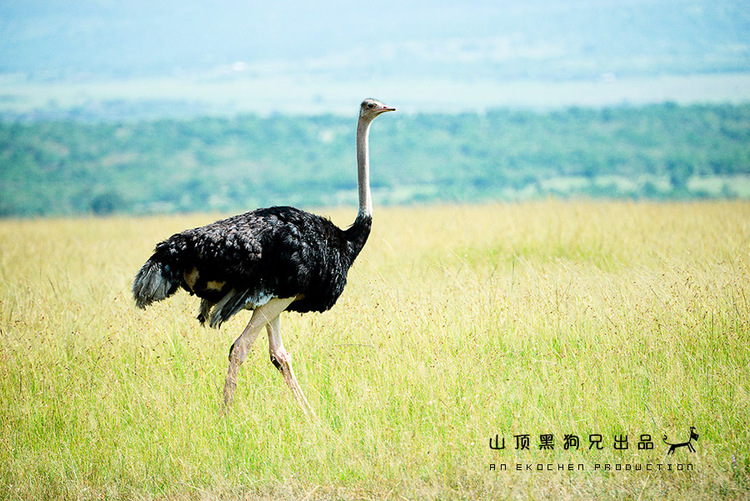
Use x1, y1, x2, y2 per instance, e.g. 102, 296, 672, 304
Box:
2, 102, 749, 217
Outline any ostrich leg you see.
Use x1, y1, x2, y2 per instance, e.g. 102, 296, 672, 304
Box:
223, 296, 296, 407
267, 315, 315, 416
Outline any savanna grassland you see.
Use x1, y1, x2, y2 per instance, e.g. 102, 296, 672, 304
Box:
1, 201, 749, 500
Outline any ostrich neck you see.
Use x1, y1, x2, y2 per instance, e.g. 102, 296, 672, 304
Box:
356, 117, 374, 219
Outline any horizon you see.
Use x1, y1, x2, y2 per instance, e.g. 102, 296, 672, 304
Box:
1, 0, 749, 118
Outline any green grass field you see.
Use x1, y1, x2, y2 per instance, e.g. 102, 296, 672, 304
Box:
1, 201, 749, 499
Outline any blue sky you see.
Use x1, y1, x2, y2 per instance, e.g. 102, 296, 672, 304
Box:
1, 0, 749, 113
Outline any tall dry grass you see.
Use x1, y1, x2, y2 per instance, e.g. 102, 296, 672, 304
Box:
1, 200, 748, 499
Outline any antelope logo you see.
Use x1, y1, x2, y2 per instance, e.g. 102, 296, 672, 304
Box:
663, 426, 699, 455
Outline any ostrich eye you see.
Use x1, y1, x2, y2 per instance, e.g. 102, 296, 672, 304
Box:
367, 103, 375, 109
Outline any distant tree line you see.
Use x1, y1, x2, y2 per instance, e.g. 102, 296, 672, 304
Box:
1, 102, 749, 217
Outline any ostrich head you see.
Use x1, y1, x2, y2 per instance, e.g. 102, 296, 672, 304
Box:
360, 98, 396, 120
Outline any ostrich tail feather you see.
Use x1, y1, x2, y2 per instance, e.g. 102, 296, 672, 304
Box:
132, 258, 179, 309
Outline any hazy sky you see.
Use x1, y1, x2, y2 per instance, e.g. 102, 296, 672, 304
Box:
1, 0, 749, 112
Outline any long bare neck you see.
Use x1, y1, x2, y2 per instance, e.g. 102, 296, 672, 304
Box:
356, 116, 374, 219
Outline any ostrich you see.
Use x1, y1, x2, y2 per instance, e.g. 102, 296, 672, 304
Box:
132, 98, 395, 415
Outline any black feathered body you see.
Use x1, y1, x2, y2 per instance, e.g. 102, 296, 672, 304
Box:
133, 206, 371, 327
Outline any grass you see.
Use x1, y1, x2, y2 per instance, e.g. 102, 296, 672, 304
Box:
1, 200, 749, 499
